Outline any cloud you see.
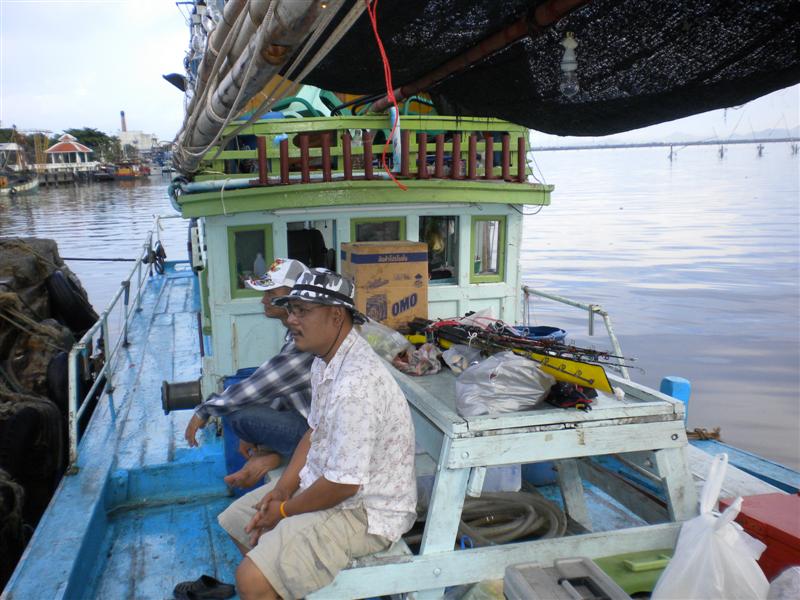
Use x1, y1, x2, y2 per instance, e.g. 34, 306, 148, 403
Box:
1, 0, 188, 138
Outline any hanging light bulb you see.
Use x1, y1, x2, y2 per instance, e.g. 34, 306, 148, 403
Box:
559, 32, 580, 98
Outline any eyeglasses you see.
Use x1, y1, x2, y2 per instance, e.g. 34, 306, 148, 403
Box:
284, 303, 323, 319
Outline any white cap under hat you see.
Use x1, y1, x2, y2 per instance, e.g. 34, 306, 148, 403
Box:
244, 258, 309, 291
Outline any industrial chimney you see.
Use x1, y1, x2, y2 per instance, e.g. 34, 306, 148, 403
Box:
120, 110, 127, 132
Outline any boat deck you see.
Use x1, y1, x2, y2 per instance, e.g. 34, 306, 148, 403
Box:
3, 265, 787, 600
5, 264, 238, 599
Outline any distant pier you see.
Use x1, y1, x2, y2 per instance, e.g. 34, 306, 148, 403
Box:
33, 164, 98, 186
531, 137, 800, 152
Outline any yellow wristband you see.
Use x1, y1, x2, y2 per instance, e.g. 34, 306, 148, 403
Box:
279, 501, 288, 519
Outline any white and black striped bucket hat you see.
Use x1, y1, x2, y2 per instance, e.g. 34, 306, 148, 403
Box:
273, 268, 367, 324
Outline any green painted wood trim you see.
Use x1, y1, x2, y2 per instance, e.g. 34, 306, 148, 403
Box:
350, 216, 406, 241
198, 268, 211, 328
178, 179, 552, 218
196, 115, 530, 176
470, 215, 507, 283
223, 115, 528, 137
226, 224, 273, 299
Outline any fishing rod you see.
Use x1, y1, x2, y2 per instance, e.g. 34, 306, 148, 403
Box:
423, 320, 639, 371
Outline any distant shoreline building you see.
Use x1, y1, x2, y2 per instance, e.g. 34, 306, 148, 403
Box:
118, 131, 160, 155
44, 134, 97, 171
118, 109, 158, 157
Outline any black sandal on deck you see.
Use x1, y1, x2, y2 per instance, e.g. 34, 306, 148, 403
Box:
173, 574, 236, 599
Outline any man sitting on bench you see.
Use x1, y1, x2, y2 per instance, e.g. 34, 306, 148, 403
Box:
218, 269, 417, 600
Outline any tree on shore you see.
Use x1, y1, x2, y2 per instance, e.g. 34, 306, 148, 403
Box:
64, 127, 121, 162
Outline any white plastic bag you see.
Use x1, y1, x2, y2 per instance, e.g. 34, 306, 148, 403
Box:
652, 453, 769, 600
392, 342, 442, 376
358, 320, 413, 362
768, 567, 800, 599
455, 351, 555, 417
441, 344, 483, 374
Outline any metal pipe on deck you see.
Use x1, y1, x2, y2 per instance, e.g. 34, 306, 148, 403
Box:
522, 285, 630, 380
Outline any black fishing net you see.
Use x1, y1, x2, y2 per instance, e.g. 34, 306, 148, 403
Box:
302, 0, 800, 135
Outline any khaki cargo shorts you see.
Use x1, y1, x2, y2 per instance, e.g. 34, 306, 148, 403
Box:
218, 481, 390, 599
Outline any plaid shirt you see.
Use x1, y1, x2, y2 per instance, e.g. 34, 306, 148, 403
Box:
195, 335, 313, 420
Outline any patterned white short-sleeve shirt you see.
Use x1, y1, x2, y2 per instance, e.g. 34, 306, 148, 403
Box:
299, 328, 417, 542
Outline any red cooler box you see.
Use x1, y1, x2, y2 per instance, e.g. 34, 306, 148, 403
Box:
718, 493, 800, 580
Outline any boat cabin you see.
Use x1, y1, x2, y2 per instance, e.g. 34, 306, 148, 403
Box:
174, 112, 551, 394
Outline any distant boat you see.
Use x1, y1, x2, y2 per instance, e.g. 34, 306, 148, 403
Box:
114, 161, 147, 180
0, 172, 39, 195
92, 163, 116, 182
0, 142, 39, 195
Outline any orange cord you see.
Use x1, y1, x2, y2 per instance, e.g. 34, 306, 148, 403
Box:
365, 0, 408, 191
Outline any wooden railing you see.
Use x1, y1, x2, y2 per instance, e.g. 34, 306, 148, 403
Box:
197, 115, 531, 185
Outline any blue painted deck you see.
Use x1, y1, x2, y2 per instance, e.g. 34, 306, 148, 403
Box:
5, 262, 798, 600
692, 440, 800, 494
4, 264, 242, 600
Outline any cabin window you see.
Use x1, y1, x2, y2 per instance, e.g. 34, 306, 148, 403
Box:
470, 216, 505, 283
287, 220, 336, 270
420, 216, 458, 283
227, 224, 273, 298
350, 217, 405, 242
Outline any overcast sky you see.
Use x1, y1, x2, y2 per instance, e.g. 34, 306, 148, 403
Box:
1, 1, 798, 142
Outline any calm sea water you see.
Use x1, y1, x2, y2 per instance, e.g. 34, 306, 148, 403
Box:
1, 147, 798, 469
525, 143, 799, 470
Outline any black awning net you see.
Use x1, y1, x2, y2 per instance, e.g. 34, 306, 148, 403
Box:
302, 0, 800, 135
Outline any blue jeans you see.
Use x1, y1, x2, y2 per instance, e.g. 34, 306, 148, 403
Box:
225, 404, 308, 457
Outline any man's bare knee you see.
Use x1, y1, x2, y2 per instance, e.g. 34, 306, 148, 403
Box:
236, 557, 279, 600
232, 537, 250, 556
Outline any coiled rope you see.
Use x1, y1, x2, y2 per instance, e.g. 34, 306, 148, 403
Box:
406, 491, 567, 547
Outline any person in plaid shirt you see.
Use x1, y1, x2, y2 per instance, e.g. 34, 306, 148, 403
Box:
184, 259, 313, 488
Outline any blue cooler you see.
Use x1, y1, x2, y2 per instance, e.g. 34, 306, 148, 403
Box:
514, 325, 567, 343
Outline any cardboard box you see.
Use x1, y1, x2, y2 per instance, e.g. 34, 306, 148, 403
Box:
341, 241, 428, 331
